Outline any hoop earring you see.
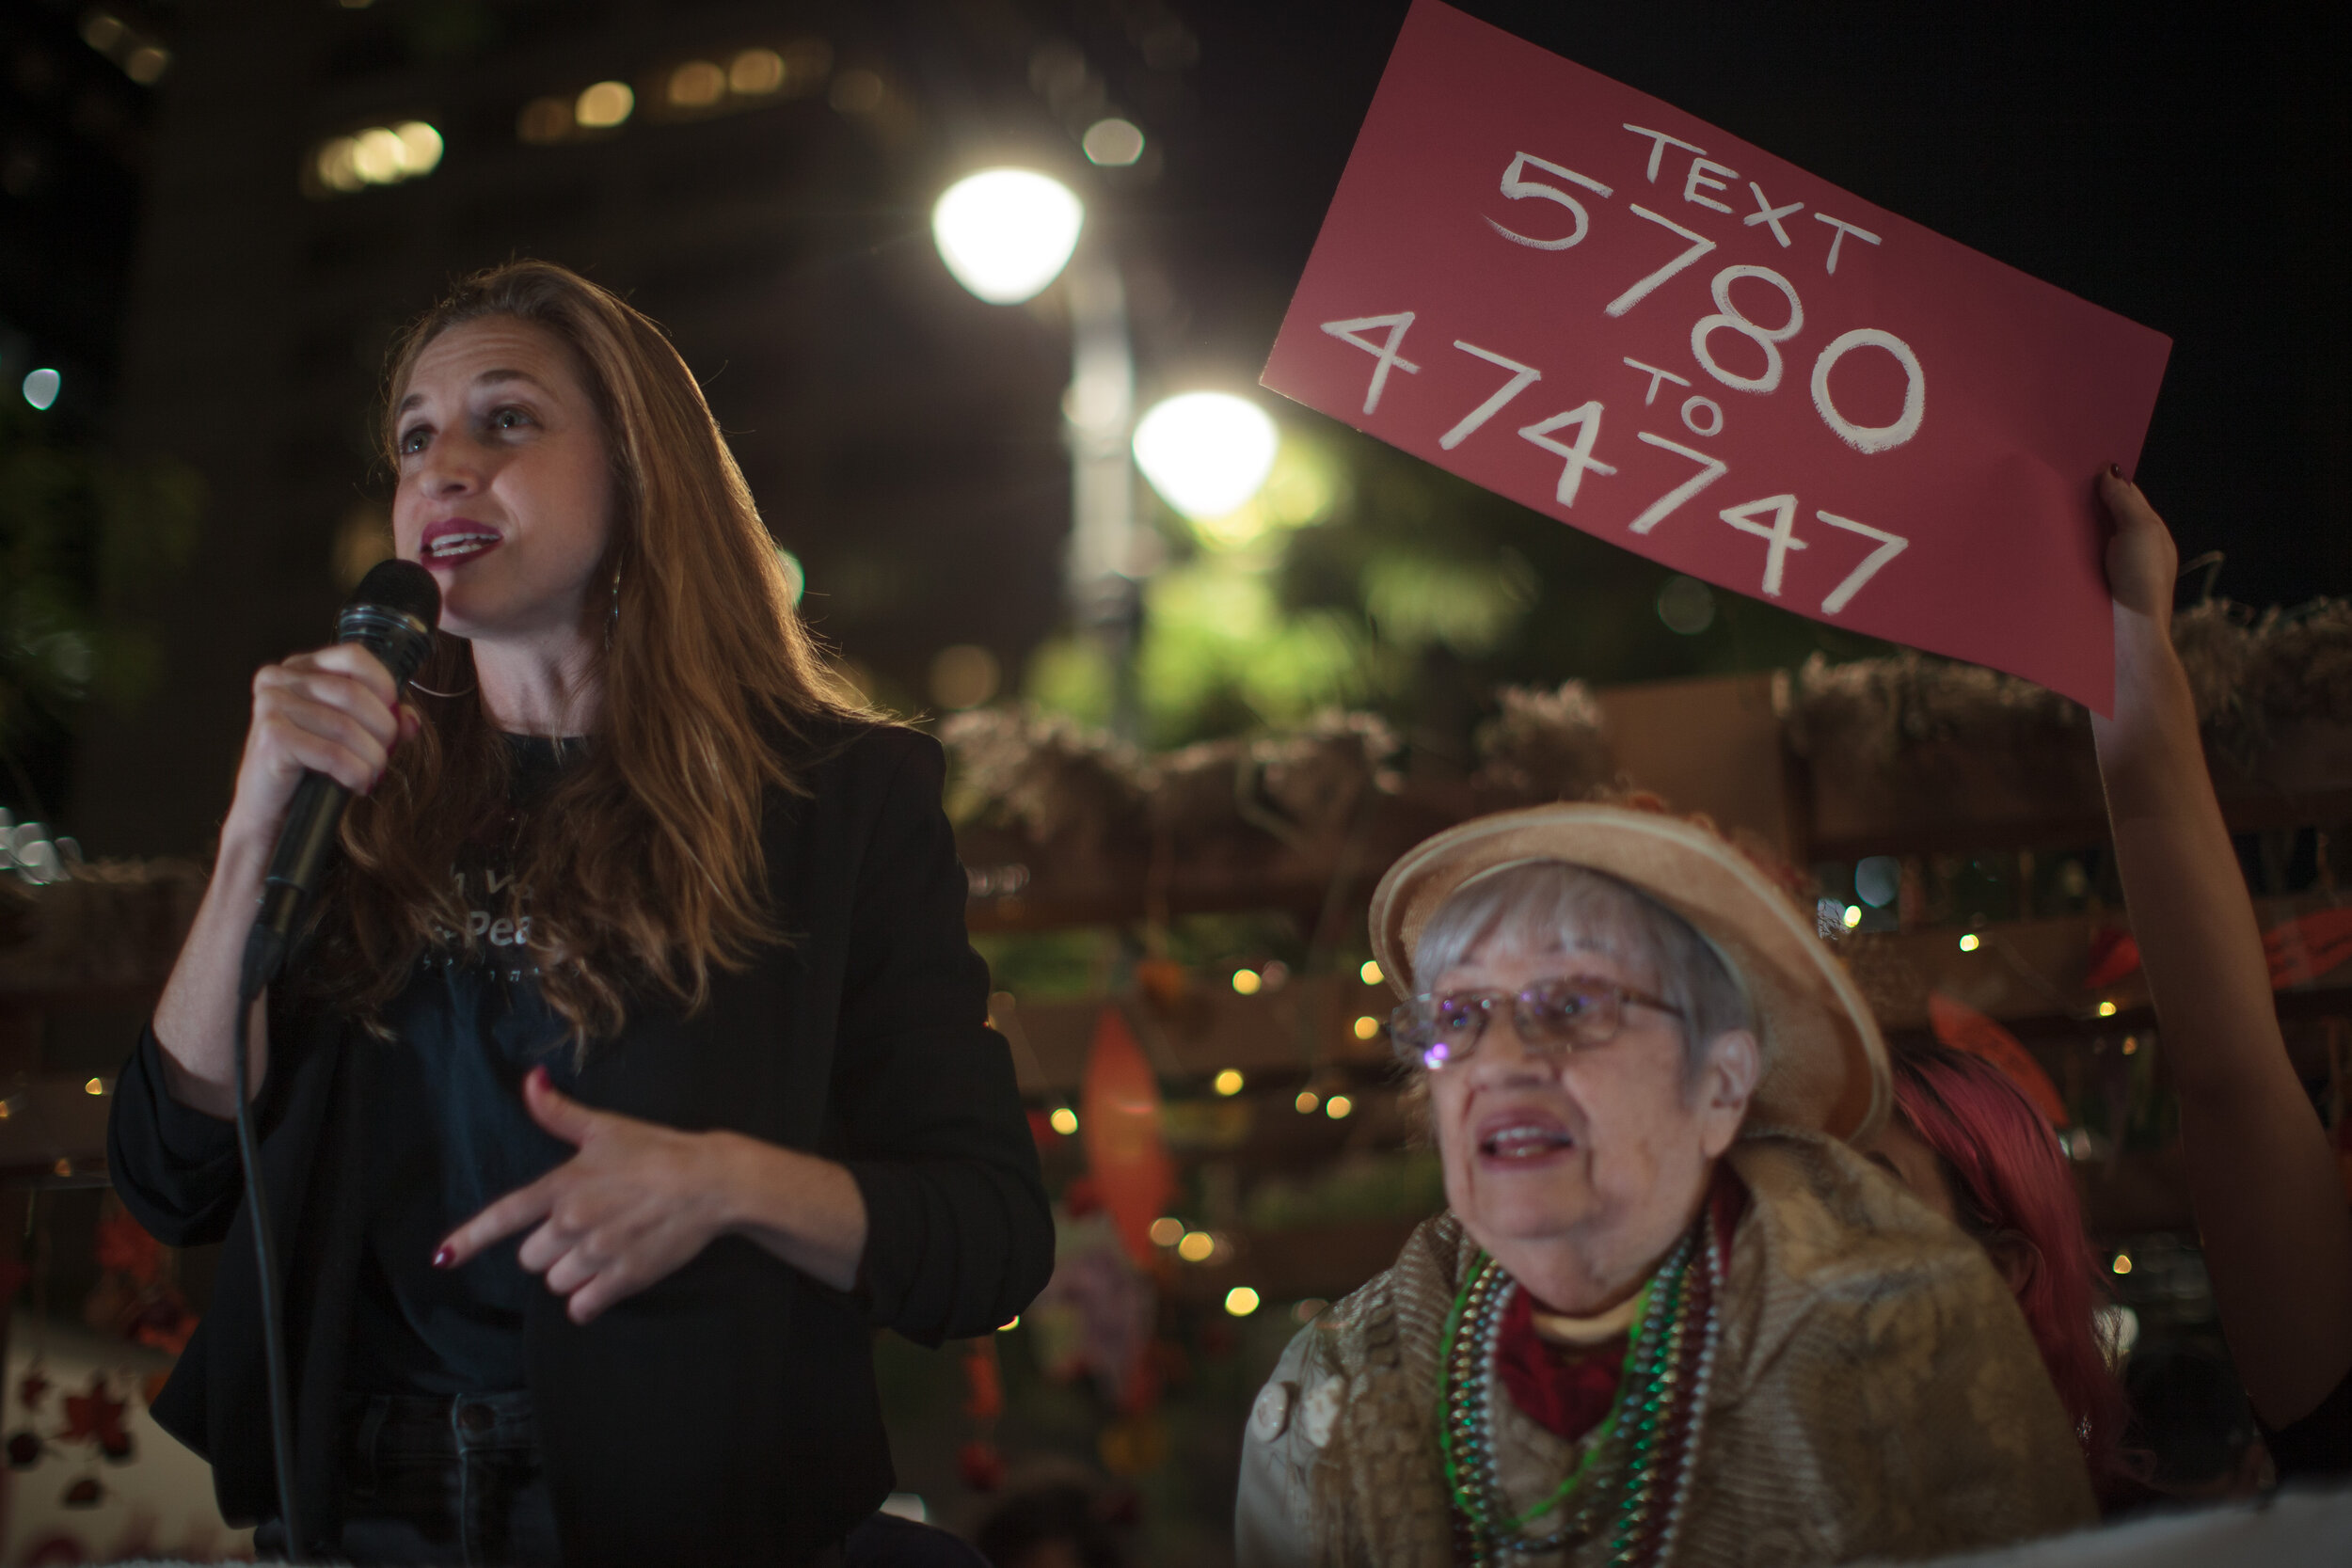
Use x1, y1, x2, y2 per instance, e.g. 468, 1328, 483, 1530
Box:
409, 634, 476, 698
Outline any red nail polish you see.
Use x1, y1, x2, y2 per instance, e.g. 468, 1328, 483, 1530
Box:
432, 1245, 454, 1269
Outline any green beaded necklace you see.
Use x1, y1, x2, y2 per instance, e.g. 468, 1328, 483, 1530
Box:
1436, 1215, 1721, 1565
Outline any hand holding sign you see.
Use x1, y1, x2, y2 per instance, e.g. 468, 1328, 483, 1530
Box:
1263, 1, 2170, 712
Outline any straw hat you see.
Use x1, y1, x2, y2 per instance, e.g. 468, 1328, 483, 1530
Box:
1368, 802, 1889, 1142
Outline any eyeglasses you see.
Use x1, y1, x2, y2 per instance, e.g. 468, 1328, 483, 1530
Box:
1389, 977, 1683, 1071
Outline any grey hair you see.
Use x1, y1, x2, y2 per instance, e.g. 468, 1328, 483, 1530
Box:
1408, 860, 1752, 1080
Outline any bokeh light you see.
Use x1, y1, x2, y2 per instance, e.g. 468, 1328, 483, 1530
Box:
1176, 1230, 1215, 1263
667, 61, 727, 108
312, 121, 442, 196
1082, 118, 1146, 166
1352, 1016, 1380, 1040
517, 97, 574, 145
1294, 1090, 1319, 1115
1148, 1216, 1184, 1247
1134, 393, 1279, 521
1048, 1106, 1078, 1135
1359, 959, 1383, 986
1213, 1069, 1245, 1097
730, 49, 787, 95
576, 81, 635, 129
929, 644, 1001, 710
1325, 1094, 1354, 1119
21, 369, 60, 411
931, 169, 1085, 305
1656, 574, 1716, 635
1224, 1287, 1261, 1317
1230, 968, 1261, 996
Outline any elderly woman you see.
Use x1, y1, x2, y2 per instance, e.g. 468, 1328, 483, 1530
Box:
1237, 804, 2095, 1566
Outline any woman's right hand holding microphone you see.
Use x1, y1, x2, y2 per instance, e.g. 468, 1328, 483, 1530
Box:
151, 640, 421, 1117
219, 642, 421, 864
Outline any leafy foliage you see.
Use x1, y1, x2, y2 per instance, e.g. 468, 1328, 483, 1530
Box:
1027, 421, 1888, 753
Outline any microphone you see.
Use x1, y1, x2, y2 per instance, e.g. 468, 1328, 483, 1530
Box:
237, 558, 441, 1002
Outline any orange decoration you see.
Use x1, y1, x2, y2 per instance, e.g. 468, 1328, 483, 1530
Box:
1928, 990, 2071, 1128
2082, 927, 2141, 990
1079, 1005, 1174, 1270
961, 1340, 1004, 1422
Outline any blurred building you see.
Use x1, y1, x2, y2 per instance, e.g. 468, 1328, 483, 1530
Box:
0, 0, 160, 425
72, 0, 1209, 855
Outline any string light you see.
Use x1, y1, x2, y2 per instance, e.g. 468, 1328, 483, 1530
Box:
1148, 1217, 1184, 1247
1231, 968, 1262, 996
1224, 1287, 1261, 1317
1359, 959, 1383, 986
1048, 1106, 1078, 1135
2111, 1251, 2133, 1275
1352, 1016, 1380, 1040
1958, 932, 1980, 953
1295, 1090, 1320, 1115
1177, 1231, 1215, 1263
2096, 1000, 2119, 1018
1326, 1095, 1354, 1120
1213, 1069, 1245, 1096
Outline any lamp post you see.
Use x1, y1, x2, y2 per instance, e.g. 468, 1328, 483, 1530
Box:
932, 169, 1138, 641
932, 172, 1282, 730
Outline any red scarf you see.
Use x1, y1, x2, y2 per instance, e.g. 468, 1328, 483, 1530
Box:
1495, 1171, 1747, 1444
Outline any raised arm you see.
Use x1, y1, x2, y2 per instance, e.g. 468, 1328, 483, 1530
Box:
109, 641, 408, 1243
2090, 467, 2352, 1427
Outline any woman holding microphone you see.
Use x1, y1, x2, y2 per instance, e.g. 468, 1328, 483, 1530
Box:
107, 260, 1052, 1566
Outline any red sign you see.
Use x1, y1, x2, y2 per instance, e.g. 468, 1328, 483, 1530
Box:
1262, 0, 2170, 713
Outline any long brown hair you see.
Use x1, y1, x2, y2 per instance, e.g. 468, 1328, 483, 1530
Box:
310, 260, 861, 1045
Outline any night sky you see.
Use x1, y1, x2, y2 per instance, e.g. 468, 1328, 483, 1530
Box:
5, 0, 2348, 847
1159, 0, 2350, 610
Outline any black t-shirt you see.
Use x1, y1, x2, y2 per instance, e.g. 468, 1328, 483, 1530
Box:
343, 735, 585, 1396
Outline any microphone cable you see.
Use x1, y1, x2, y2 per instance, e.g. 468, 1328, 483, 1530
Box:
228, 559, 440, 1559
229, 982, 301, 1557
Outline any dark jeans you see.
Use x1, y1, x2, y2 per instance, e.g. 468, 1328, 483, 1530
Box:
255, 1390, 979, 1567
259, 1389, 560, 1566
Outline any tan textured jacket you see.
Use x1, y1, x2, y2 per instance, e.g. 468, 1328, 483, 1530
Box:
1236, 1130, 2097, 1566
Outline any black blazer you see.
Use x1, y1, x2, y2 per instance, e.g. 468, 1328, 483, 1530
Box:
106, 721, 1054, 1565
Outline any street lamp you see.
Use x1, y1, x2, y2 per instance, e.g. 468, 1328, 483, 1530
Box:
930, 169, 1085, 305
932, 166, 1139, 680
1132, 392, 1279, 520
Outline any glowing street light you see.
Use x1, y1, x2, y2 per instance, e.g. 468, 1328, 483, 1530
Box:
1133, 392, 1279, 520
931, 169, 1086, 306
